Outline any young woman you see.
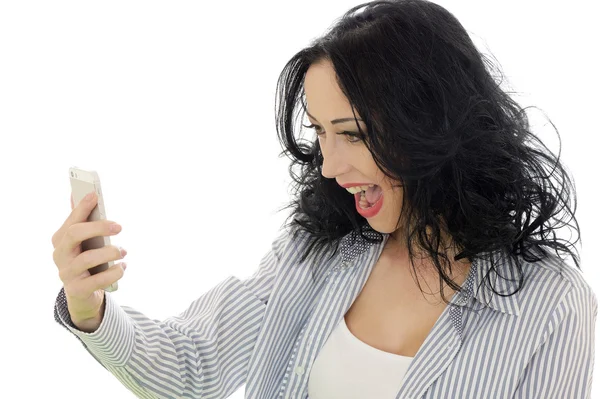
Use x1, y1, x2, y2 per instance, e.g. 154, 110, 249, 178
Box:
52, 1, 596, 398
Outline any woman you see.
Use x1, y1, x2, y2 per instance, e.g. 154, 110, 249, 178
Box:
52, 0, 596, 398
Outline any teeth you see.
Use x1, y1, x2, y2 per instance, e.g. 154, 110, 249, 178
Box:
346, 184, 375, 194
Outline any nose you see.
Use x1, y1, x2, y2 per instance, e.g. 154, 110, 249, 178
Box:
319, 138, 351, 179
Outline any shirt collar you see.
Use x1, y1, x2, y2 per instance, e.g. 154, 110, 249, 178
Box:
468, 246, 521, 316
340, 223, 521, 317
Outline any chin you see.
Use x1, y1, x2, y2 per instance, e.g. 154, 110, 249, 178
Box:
365, 216, 397, 234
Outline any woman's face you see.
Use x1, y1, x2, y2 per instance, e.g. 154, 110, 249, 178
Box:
304, 59, 472, 277
304, 59, 405, 236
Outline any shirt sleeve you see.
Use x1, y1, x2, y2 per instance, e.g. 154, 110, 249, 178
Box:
513, 282, 598, 398
53, 225, 293, 399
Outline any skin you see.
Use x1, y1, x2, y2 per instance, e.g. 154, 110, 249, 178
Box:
303, 59, 471, 296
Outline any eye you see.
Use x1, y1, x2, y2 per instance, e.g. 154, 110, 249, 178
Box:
302, 124, 363, 144
303, 123, 323, 135
342, 131, 362, 143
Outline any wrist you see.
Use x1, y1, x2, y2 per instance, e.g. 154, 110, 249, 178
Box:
71, 294, 106, 333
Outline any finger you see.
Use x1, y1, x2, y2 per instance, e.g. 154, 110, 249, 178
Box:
79, 262, 126, 294
55, 219, 121, 265
55, 191, 98, 246
65, 245, 125, 281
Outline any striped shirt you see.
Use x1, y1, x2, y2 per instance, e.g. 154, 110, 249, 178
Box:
54, 223, 597, 398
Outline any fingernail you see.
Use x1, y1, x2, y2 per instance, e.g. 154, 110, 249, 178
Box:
119, 246, 127, 258
122, 262, 127, 271
85, 192, 95, 201
110, 223, 122, 233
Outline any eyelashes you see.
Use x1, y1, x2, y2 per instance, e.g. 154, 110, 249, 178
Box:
302, 123, 362, 143
302, 123, 324, 134
302, 123, 323, 134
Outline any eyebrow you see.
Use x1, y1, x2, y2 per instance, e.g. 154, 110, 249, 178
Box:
305, 110, 363, 125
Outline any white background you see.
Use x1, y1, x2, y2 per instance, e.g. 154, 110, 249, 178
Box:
1, 0, 597, 398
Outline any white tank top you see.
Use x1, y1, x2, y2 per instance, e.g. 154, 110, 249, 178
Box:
308, 316, 414, 398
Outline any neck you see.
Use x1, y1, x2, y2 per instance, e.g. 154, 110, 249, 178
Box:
385, 227, 472, 289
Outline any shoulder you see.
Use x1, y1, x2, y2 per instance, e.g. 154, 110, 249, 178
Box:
271, 222, 315, 254
519, 250, 597, 318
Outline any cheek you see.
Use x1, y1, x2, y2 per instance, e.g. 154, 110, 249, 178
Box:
383, 184, 403, 208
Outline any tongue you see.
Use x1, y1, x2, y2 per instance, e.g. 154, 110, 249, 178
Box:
365, 185, 382, 205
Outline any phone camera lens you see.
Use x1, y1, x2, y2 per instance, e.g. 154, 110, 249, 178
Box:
70, 171, 74, 177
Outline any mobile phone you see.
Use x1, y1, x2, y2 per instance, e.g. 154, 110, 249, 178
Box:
69, 166, 118, 292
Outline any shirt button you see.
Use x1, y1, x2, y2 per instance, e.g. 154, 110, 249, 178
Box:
295, 365, 305, 375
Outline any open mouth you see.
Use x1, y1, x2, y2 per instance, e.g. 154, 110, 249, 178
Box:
355, 185, 383, 208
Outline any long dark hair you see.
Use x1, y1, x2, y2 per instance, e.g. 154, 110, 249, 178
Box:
273, 0, 581, 304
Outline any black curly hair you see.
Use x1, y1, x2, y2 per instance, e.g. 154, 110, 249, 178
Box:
273, 0, 581, 305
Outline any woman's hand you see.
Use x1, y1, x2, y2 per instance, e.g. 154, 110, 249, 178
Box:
52, 192, 127, 329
